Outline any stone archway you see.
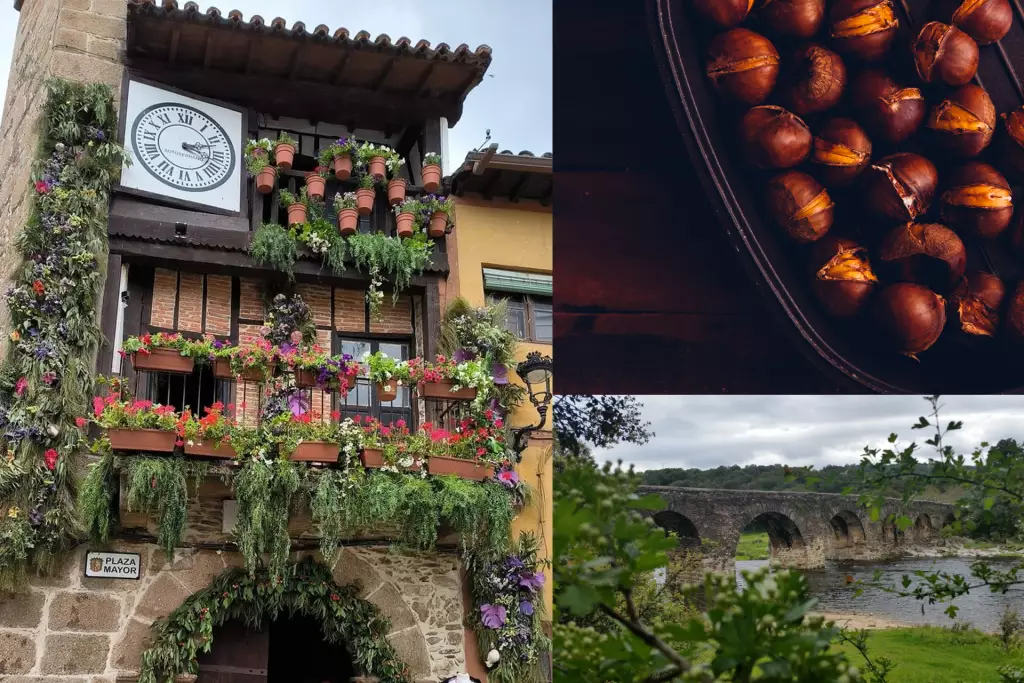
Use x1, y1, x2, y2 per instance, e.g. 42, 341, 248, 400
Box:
740, 511, 808, 567
914, 513, 933, 541
829, 510, 867, 548
653, 510, 702, 550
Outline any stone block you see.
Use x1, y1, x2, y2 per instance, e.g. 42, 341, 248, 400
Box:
386, 626, 431, 681
86, 35, 123, 62
48, 593, 121, 632
90, 0, 128, 17
57, 9, 125, 40
50, 49, 124, 90
55, 27, 88, 51
168, 550, 225, 593
134, 573, 191, 621
0, 631, 36, 674
5, 678, 87, 683
110, 618, 152, 672
28, 548, 77, 588
365, 582, 418, 633
41, 634, 110, 674
0, 591, 44, 628
331, 547, 382, 596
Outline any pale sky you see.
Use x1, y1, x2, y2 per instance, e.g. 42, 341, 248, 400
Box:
0, 0, 552, 166
598, 396, 1024, 472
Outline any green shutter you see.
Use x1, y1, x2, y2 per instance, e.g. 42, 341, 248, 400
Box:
482, 268, 552, 297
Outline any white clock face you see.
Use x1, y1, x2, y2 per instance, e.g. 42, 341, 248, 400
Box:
131, 103, 235, 192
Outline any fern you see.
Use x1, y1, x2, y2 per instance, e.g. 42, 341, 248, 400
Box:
233, 459, 301, 575
79, 449, 117, 544
249, 223, 297, 280
122, 457, 207, 559
347, 231, 432, 303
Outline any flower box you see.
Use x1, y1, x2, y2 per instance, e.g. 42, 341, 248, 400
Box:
290, 441, 340, 464
132, 348, 195, 374
427, 456, 494, 480
295, 368, 317, 388
184, 441, 236, 459
417, 380, 477, 401
360, 448, 385, 468
213, 358, 275, 383
377, 381, 398, 403
107, 428, 177, 453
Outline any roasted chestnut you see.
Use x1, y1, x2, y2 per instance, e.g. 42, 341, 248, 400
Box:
1000, 107, 1024, 179
926, 84, 995, 158
693, 0, 754, 27
829, 0, 899, 61
875, 283, 946, 357
810, 236, 878, 316
766, 170, 834, 242
949, 0, 1012, 45
863, 153, 939, 223
740, 106, 812, 169
878, 222, 967, 293
783, 44, 847, 116
707, 29, 781, 106
940, 162, 1013, 238
912, 22, 979, 87
850, 70, 926, 144
809, 118, 872, 186
1007, 282, 1024, 340
755, 0, 825, 38
951, 270, 1005, 337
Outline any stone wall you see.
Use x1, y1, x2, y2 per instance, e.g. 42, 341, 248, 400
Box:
0, 542, 467, 683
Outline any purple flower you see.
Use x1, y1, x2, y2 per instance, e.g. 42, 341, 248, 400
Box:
453, 348, 476, 363
519, 600, 534, 616
288, 393, 307, 417
496, 468, 520, 488
480, 603, 507, 629
491, 362, 509, 385
519, 571, 545, 592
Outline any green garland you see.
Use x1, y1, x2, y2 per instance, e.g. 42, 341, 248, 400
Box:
138, 558, 411, 683
0, 79, 127, 592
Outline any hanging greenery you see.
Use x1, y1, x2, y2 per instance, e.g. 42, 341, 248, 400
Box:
232, 457, 302, 576
122, 456, 208, 559
138, 557, 411, 683
0, 78, 128, 592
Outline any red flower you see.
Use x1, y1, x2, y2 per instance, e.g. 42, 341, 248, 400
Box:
34, 180, 48, 194
477, 448, 487, 456
330, 410, 341, 422
32, 280, 45, 296
92, 396, 104, 418
331, 593, 339, 601
44, 448, 58, 470
75, 416, 86, 429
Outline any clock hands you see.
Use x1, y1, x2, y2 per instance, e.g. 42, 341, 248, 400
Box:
181, 142, 211, 152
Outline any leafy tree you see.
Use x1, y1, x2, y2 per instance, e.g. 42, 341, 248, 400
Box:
553, 395, 654, 458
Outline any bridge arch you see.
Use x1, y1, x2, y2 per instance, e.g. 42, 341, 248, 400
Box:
744, 510, 806, 555
914, 513, 933, 541
653, 510, 702, 549
829, 510, 866, 548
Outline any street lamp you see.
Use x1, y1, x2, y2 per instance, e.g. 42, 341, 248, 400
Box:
511, 351, 553, 456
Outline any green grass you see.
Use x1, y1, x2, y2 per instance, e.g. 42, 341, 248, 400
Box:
835, 627, 1024, 683
735, 531, 770, 561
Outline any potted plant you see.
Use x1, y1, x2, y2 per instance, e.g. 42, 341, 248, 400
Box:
245, 139, 276, 194
386, 155, 408, 205
287, 412, 363, 465
93, 393, 180, 453
393, 198, 420, 239
178, 402, 237, 459
425, 412, 505, 480
422, 194, 454, 238
215, 339, 277, 382
318, 136, 359, 180
358, 142, 393, 182
408, 355, 492, 401
120, 332, 195, 374
364, 350, 408, 403
359, 417, 421, 471
334, 191, 360, 236
273, 132, 297, 171
305, 166, 330, 199
355, 173, 376, 216
278, 188, 310, 226
421, 152, 442, 193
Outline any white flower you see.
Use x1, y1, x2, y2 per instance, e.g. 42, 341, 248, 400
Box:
486, 649, 501, 667
46, 425, 59, 437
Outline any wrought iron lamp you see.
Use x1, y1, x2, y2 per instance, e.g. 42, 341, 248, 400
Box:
511, 351, 553, 456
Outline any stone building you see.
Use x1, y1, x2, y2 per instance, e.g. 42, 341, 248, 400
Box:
0, 2, 551, 682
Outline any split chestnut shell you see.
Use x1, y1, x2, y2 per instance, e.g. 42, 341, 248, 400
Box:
940, 162, 1013, 239
766, 170, 834, 243
912, 22, 979, 87
740, 106, 812, 169
707, 29, 781, 106
863, 153, 939, 223
809, 118, 872, 186
829, 0, 899, 61
926, 84, 996, 158
878, 222, 967, 294
850, 70, 926, 145
810, 236, 879, 316
951, 270, 1005, 337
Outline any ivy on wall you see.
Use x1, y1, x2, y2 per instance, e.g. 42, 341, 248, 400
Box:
0, 79, 127, 592
138, 558, 411, 683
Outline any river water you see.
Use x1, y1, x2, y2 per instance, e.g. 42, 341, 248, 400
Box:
736, 557, 1024, 633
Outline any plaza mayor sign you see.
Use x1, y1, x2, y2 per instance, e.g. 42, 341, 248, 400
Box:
85, 551, 142, 580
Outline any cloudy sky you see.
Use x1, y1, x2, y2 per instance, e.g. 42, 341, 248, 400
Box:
597, 396, 1024, 472
0, 0, 552, 167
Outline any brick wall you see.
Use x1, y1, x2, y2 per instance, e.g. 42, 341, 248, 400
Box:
147, 269, 234, 337
370, 294, 413, 335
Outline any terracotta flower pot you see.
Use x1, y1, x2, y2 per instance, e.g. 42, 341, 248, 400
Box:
286, 203, 307, 226
355, 188, 375, 216
334, 154, 353, 180
368, 156, 387, 181
256, 166, 276, 194
132, 348, 195, 374
306, 174, 326, 199
360, 448, 385, 468
344, 372, 357, 389
290, 441, 340, 464
417, 379, 477, 401
428, 211, 448, 238
213, 358, 233, 379
395, 212, 414, 239
377, 380, 398, 403
421, 164, 442, 193
213, 358, 274, 382
295, 368, 317, 388
274, 143, 296, 171
338, 208, 359, 236
387, 178, 407, 205
427, 455, 494, 480
185, 441, 236, 459
107, 428, 177, 453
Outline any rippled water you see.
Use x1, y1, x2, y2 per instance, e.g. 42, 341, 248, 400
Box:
736, 557, 1024, 632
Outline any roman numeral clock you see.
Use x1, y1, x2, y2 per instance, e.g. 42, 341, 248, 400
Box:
118, 78, 246, 215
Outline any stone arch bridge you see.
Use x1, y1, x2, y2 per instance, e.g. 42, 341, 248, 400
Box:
639, 486, 955, 570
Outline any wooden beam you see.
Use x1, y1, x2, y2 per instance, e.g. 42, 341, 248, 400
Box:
423, 117, 443, 156
472, 143, 498, 175
244, 40, 258, 74
508, 173, 529, 202
539, 183, 552, 206
96, 252, 123, 376
413, 61, 437, 95
168, 26, 180, 64
371, 58, 396, 91
288, 45, 303, 81
481, 169, 502, 200
202, 33, 215, 68
395, 125, 420, 159
331, 50, 351, 85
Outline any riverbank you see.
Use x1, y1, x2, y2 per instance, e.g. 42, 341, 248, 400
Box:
902, 538, 1024, 559
815, 611, 911, 630
833, 626, 1023, 683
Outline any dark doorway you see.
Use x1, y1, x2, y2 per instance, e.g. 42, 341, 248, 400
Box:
268, 613, 354, 683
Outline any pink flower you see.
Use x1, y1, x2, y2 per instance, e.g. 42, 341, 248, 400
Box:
75, 417, 86, 429
290, 330, 303, 344
34, 180, 49, 194
14, 377, 28, 397
44, 448, 58, 470
93, 396, 104, 417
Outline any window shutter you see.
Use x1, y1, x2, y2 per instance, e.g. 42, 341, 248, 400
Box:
482, 268, 552, 297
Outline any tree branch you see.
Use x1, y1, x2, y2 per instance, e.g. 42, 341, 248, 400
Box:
598, 602, 710, 683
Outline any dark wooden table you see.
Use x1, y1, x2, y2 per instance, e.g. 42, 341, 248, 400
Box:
553, 0, 853, 394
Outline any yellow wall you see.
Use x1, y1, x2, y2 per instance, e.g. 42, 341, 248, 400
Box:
447, 198, 553, 614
